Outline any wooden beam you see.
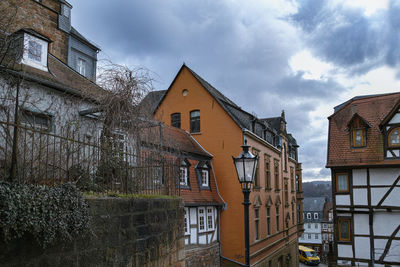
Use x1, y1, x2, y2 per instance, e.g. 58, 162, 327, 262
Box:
378, 224, 400, 262
376, 175, 400, 208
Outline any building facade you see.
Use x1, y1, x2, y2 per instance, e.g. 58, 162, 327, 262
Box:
298, 197, 325, 254
327, 93, 400, 266
321, 202, 333, 264
149, 64, 303, 266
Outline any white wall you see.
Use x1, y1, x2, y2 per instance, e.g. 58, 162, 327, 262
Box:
336, 195, 350, 205
354, 237, 370, 259
338, 244, 353, 258
353, 169, 367, 185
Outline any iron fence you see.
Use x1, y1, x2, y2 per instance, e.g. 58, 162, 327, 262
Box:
0, 114, 180, 196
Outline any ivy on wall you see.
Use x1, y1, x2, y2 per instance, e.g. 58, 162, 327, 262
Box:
0, 182, 91, 248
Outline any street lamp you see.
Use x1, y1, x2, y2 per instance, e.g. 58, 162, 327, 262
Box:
232, 140, 258, 267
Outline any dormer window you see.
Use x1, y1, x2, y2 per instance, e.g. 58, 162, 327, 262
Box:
21, 32, 48, 71
77, 58, 86, 76
388, 127, 400, 147
196, 161, 210, 189
179, 159, 190, 188
347, 113, 370, 148
351, 128, 365, 147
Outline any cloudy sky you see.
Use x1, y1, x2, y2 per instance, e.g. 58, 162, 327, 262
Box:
68, 0, 400, 181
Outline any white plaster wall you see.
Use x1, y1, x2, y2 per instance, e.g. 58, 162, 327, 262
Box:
374, 239, 400, 263
371, 188, 388, 206
190, 208, 197, 224
338, 244, 353, 258
208, 233, 212, 244
370, 168, 400, 185
198, 235, 206, 244
374, 213, 400, 236
353, 188, 367, 205
185, 237, 189, 245
354, 262, 368, 267
190, 227, 196, 244
354, 237, 370, 259
389, 113, 400, 124
353, 169, 367, 186
354, 214, 369, 235
336, 195, 350, 205
381, 187, 400, 206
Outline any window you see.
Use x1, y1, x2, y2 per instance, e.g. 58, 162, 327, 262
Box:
323, 223, 327, 230
198, 206, 214, 232
171, 113, 181, 128
307, 223, 311, 228
252, 149, 260, 187
282, 144, 287, 171
190, 110, 200, 133
336, 173, 349, 192
314, 213, 319, 219
307, 213, 311, 219
201, 169, 209, 187
265, 155, 271, 189
290, 167, 295, 191
315, 234, 319, 239
276, 206, 280, 232
274, 159, 279, 189
351, 128, 366, 147
388, 127, 400, 147
198, 207, 206, 232
291, 205, 295, 225
179, 160, 189, 186
207, 207, 215, 231
266, 207, 271, 235
184, 208, 190, 235
254, 208, 259, 240
323, 233, 328, 240
22, 33, 48, 71
196, 161, 210, 188
315, 223, 318, 229
77, 58, 86, 76
20, 109, 52, 131
338, 218, 351, 241
308, 234, 311, 239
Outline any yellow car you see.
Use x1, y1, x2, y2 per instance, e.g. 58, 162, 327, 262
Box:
299, 245, 320, 265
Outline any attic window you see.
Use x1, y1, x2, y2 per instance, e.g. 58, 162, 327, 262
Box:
351, 128, 366, 147
22, 33, 48, 71
388, 127, 400, 147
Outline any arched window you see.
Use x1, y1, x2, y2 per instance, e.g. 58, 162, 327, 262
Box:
388, 127, 400, 147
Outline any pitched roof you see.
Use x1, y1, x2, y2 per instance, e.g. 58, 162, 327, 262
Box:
327, 92, 400, 167
140, 123, 213, 159
4, 53, 105, 101
139, 90, 166, 116
70, 27, 100, 51
303, 197, 326, 212
151, 64, 298, 147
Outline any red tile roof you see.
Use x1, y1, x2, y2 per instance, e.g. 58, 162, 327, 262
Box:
327, 92, 400, 167
140, 123, 224, 206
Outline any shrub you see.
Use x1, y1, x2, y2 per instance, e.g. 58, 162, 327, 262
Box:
0, 182, 91, 248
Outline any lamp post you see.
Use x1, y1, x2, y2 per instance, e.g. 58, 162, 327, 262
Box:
232, 140, 258, 267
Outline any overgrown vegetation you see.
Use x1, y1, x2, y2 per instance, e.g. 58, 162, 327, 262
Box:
84, 190, 180, 199
0, 182, 91, 248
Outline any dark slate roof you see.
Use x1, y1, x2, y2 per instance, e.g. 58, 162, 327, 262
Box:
151, 64, 298, 147
139, 90, 166, 116
70, 27, 100, 51
303, 197, 326, 212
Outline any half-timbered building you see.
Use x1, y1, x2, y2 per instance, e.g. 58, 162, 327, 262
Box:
327, 93, 400, 266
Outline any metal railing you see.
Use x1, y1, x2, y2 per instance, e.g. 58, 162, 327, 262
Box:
0, 115, 180, 196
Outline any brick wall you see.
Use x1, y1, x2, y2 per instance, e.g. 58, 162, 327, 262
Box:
1, 0, 69, 63
0, 197, 185, 267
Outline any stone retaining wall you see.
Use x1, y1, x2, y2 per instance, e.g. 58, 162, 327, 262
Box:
0, 197, 185, 267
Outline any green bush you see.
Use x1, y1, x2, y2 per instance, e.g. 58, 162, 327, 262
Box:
0, 182, 91, 248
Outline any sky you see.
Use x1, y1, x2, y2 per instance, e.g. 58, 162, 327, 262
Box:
68, 0, 400, 182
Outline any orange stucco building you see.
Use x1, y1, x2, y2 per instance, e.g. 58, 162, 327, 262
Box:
149, 64, 303, 266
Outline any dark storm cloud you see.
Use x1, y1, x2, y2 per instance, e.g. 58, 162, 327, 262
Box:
290, 0, 400, 75
275, 71, 347, 98
68, 0, 346, 180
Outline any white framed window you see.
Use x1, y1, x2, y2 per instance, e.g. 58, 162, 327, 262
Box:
77, 57, 86, 76
184, 208, 190, 235
180, 160, 189, 186
308, 234, 311, 239
315, 223, 318, 229
198, 207, 206, 232
315, 234, 319, 239
307, 223, 311, 229
314, 213, 319, 219
323, 233, 328, 240
22, 33, 48, 71
206, 206, 215, 231
323, 223, 327, 230
307, 213, 311, 219
201, 169, 209, 187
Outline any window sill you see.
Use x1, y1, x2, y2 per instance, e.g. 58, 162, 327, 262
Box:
265, 188, 272, 191
275, 189, 281, 192
180, 185, 191, 190
191, 132, 202, 135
